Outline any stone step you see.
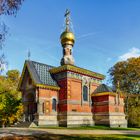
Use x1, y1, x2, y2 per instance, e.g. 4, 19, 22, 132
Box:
13, 121, 32, 128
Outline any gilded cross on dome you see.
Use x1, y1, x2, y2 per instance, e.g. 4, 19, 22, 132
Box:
60, 9, 75, 65
64, 9, 70, 31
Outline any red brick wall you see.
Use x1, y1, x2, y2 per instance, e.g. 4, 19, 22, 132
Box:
38, 88, 58, 114
109, 96, 124, 113
91, 84, 99, 94
92, 94, 125, 114
93, 105, 109, 112
93, 95, 108, 102
58, 79, 67, 100
69, 78, 82, 101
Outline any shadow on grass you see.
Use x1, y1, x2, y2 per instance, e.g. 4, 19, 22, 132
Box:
38, 125, 140, 131
68, 125, 140, 131
1, 134, 140, 140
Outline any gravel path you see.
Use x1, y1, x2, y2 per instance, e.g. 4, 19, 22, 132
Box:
0, 127, 140, 138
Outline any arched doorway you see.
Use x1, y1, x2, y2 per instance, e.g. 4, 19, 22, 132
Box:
24, 92, 37, 122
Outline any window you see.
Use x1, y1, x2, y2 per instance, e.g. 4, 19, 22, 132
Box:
91, 98, 94, 106
42, 102, 45, 113
28, 78, 32, 85
83, 85, 88, 101
52, 98, 57, 111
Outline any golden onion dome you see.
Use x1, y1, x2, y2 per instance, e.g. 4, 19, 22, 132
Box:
60, 31, 75, 46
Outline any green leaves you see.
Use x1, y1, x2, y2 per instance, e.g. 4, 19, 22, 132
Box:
109, 57, 140, 94
0, 69, 23, 126
108, 57, 140, 127
128, 96, 140, 127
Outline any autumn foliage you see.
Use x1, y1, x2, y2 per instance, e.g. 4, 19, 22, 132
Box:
0, 70, 23, 127
109, 57, 140, 127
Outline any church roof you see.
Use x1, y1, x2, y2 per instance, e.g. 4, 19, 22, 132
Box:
28, 60, 58, 86
18, 60, 59, 90
93, 84, 113, 94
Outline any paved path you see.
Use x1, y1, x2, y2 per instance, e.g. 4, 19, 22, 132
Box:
0, 127, 140, 138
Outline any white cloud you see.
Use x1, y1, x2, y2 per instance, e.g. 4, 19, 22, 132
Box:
77, 32, 96, 39
119, 47, 140, 61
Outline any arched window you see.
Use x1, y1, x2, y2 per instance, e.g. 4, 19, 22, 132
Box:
83, 85, 88, 101
52, 98, 57, 111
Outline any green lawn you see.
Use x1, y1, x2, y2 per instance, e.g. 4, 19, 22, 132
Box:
38, 125, 140, 131
68, 125, 140, 131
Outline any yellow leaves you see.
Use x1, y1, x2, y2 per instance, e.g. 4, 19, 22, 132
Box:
0, 104, 4, 110
109, 57, 140, 94
8, 115, 16, 124
109, 57, 140, 126
0, 70, 22, 126
15, 104, 23, 120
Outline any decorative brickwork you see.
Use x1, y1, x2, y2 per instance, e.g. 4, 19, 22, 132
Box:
92, 85, 127, 127
19, 58, 127, 128
18, 9, 127, 127
50, 64, 105, 80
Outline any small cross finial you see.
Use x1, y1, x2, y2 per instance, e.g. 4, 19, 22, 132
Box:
65, 9, 70, 17
64, 9, 70, 31
28, 49, 31, 60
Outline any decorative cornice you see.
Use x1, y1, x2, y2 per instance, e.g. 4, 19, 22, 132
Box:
92, 92, 116, 97
36, 84, 60, 90
49, 64, 105, 80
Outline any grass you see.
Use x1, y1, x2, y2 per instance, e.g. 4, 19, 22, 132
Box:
37, 125, 140, 131
2, 134, 140, 140
69, 125, 140, 131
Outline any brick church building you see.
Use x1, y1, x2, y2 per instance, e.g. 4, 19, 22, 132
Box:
18, 10, 127, 127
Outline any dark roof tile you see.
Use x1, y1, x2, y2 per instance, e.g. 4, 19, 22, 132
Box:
26, 60, 58, 87
93, 84, 113, 93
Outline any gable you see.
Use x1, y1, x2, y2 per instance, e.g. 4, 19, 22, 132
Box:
19, 67, 35, 90
18, 61, 38, 91
18, 60, 59, 91
93, 84, 113, 94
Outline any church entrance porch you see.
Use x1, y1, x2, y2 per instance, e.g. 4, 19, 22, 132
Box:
23, 92, 37, 122
24, 102, 37, 122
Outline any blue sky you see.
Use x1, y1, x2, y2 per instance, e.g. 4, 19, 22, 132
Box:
1, 0, 140, 83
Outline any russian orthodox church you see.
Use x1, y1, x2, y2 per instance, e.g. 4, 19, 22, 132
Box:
18, 10, 127, 127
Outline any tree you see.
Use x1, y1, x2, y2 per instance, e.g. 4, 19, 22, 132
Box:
108, 57, 140, 126
0, 0, 24, 15
6, 69, 20, 86
0, 0, 24, 74
127, 95, 140, 127
109, 57, 140, 94
0, 23, 8, 74
0, 69, 23, 127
